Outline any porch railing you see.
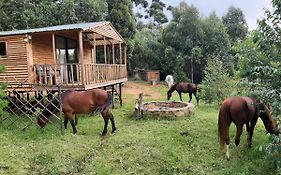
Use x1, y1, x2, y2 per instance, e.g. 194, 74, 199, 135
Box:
33, 63, 127, 86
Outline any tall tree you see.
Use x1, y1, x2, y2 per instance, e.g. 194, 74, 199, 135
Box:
0, 0, 107, 31
161, 2, 202, 82
222, 6, 248, 44
236, 0, 281, 115
106, 0, 136, 39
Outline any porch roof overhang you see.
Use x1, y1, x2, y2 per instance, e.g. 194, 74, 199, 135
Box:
0, 21, 126, 46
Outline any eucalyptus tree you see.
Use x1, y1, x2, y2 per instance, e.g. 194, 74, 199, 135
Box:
106, 0, 136, 39
161, 2, 202, 82
222, 6, 248, 44
0, 0, 107, 30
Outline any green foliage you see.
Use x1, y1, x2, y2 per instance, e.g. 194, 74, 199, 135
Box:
222, 6, 248, 44
0, 65, 7, 120
260, 134, 281, 173
201, 56, 234, 105
0, 0, 107, 30
128, 28, 164, 72
106, 0, 136, 39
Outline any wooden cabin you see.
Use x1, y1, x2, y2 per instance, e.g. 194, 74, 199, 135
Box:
0, 21, 127, 91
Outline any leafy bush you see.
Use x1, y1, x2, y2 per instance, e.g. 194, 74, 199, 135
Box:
0, 65, 7, 122
260, 134, 281, 174
200, 56, 235, 106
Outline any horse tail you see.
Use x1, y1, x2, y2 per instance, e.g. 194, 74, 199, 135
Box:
95, 92, 113, 114
218, 101, 231, 150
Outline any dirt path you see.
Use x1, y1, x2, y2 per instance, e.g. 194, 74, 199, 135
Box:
123, 81, 165, 102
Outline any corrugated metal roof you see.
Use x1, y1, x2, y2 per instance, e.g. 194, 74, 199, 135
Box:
0, 21, 108, 36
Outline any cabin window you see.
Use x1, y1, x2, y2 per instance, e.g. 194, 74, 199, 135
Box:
0, 42, 7, 58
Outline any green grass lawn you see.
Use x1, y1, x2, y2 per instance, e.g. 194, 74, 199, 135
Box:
0, 81, 276, 175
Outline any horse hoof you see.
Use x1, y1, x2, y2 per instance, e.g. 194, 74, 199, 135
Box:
100, 132, 107, 136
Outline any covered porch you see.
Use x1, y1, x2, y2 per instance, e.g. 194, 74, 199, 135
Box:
29, 22, 127, 90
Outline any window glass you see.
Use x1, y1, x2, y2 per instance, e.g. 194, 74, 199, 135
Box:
0, 42, 6, 57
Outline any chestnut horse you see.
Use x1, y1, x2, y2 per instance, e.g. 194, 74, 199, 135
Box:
218, 96, 279, 160
167, 82, 199, 104
37, 89, 116, 135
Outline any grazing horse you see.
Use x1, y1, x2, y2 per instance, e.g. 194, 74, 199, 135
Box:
37, 89, 116, 135
218, 96, 280, 160
165, 75, 174, 88
167, 82, 199, 104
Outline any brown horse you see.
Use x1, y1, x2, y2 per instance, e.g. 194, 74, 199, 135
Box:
37, 89, 116, 135
218, 96, 280, 160
167, 82, 199, 104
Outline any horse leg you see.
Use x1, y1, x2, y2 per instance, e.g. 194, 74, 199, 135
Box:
247, 118, 258, 148
225, 128, 231, 161
108, 110, 117, 133
194, 92, 199, 104
235, 125, 243, 158
178, 92, 183, 101
188, 93, 192, 103
70, 119, 77, 134
74, 114, 78, 126
101, 111, 109, 136
65, 112, 77, 134
64, 117, 68, 129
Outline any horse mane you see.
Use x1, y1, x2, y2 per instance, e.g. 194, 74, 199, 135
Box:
169, 82, 179, 92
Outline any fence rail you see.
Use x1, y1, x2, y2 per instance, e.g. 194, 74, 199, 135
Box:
33, 63, 127, 86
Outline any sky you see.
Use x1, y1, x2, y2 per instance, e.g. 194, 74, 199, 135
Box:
147, 0, 273, 30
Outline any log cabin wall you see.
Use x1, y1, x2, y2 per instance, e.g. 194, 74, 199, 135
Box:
0, 35, 29, 83
32, 33, 54, 65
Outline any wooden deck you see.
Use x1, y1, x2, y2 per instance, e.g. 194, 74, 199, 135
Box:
33, 63, 127, 90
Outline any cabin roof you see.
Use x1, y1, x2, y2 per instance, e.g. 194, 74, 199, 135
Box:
0, 21, 108, 36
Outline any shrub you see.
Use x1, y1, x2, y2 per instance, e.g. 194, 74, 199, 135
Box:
200, 56, 235, 106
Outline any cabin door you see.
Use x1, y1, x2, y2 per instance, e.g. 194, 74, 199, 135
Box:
56, 36, 78, 83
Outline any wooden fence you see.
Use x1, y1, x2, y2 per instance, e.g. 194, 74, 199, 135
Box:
33, 63, 127, 86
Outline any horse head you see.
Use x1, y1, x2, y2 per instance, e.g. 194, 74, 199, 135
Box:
167, 83, 177, 100
258, 103, 280, 135
37, 114, 48, 128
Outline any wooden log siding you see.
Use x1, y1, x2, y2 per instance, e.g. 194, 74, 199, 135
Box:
33, 63, 127, 86
0, 35, 29, 84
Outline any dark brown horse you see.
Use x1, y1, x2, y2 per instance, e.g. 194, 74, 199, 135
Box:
167, 82, 199, 104
218, 96, 280, 160
37, 89, 116, 135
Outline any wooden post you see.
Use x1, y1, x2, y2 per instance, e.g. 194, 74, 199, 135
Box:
112, 44, 115, 64
119, 83, 122, 106
78, 31, 84, 84
119, 43, 122, 64
124, 45, 127, 65
111, 85, 115, 109
26, 34, 34, 83
52, 33, 56, 63
104, 37, 107, 64
93, 33, 96, 64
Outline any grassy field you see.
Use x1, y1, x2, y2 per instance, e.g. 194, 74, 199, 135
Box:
0, 81, 276, 175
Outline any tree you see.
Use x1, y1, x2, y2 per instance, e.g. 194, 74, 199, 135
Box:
161, 2, 202, 82
222, 6, 248, 44
201, 12, 232, 74
200, 56, 234, 105
237, 0, 281, 115
106, 0, 136, 39
0, 0, 107, 31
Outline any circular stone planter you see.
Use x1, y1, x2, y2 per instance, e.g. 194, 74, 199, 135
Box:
135, 101, 195, 117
